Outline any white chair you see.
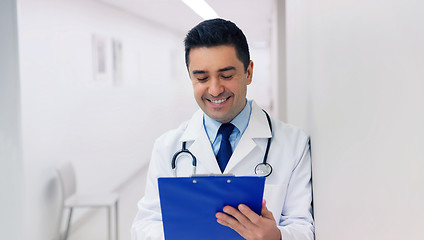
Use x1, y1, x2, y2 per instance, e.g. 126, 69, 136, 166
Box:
56, 162, 119, 240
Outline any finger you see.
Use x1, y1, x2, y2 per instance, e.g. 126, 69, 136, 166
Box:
217, 210, 254, 240
223, 205, 251, 226
217, 206, 246, 226
238, 204, 262, 226
216, 212, 236, 227
224, 205, 260, 231
216, 209, 249, 233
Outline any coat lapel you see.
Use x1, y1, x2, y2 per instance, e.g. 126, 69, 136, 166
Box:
179, 101, 272, 175
179, 110, 222, 174
224, 101, 272, 173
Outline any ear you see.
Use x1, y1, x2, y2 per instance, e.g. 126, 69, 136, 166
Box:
246, 60, 254, 85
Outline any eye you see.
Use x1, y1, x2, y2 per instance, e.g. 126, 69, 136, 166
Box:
197, 77, 208, 82
221, 75, 233, 79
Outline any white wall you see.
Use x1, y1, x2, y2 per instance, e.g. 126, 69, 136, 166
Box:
17, 0, 197, 239
247, 46, 272, 112
270, 0, 287, 120
0, 1, 23, 239
286, 0, 424, 239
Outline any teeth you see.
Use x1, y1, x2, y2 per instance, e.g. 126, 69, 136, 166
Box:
210, 98, 227, 104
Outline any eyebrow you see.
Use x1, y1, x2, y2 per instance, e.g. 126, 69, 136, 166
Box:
192, 66, 236, 75
218, 66, 236, 72
192, 70, 207, 75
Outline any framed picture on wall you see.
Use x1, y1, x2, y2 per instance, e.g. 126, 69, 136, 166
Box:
92, 34, 111, 81
112, 38, 123, 85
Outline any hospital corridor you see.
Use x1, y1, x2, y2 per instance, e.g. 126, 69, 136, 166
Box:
1, 0, 423, 240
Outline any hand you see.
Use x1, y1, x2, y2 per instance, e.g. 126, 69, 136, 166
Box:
216, 200, 281, 240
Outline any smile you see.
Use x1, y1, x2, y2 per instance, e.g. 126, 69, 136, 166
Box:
208, 97, 230, 104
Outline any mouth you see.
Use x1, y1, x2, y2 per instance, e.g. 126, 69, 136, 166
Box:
207, 96, 230, 104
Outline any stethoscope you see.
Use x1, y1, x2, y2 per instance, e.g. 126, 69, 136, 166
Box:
171, 110, 273, 177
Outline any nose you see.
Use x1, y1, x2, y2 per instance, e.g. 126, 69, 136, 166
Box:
208, 78, 224, 97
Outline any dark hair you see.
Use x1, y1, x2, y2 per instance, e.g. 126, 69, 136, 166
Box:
184, 18, 250, 72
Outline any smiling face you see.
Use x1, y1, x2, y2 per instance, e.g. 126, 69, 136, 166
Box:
188, 45, 253, 123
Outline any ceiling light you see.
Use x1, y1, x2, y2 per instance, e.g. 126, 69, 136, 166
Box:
182, 0, 219, 20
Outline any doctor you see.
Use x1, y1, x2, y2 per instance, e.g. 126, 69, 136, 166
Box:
131, 19, 314, 240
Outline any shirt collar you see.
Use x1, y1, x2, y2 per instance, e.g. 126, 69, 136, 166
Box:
203, 100, 252, 142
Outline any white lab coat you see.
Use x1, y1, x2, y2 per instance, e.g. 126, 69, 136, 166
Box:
131, 101, 314, 240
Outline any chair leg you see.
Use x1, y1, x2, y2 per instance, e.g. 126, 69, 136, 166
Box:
108, 206, 111, 240
64, 207, 73, 240
115, 201, 119, 240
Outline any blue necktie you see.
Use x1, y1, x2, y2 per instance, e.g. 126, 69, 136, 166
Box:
216, 123, 235, 173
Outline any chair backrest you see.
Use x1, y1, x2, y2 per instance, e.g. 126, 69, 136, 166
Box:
56, 162, 77, 200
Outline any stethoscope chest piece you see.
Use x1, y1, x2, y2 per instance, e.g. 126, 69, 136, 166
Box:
255, 162, 272, 177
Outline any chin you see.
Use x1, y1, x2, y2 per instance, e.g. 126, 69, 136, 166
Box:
205, 112, 225, 122
213, 114, 233, 123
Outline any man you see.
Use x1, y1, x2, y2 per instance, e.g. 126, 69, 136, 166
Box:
131, 18, 314, 240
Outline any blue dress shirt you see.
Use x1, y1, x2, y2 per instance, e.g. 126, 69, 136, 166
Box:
203, 100, 252, 156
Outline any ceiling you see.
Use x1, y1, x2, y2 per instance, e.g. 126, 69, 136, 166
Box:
98, 0, 274, 47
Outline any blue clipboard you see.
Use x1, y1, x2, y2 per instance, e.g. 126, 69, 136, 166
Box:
158, 176, 265, 240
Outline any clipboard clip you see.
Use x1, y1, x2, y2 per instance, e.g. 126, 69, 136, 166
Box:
191, 173, 235, 177
190, 174, 236, 183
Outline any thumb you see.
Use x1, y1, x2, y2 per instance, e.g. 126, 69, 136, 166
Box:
261, 199, 275, 220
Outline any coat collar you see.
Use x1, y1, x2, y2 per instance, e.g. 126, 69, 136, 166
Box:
224, 101, 272, 172
178, 100, 272, 174
179, 108, 204, 143
244, 101, 272, 139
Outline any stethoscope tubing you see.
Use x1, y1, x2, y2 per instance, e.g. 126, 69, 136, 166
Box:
262, 110, 273, 165
171, 142, 197, 169
172, 110, 273, 177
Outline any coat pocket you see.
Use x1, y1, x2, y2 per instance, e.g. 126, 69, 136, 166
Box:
263, 183, 287, 223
